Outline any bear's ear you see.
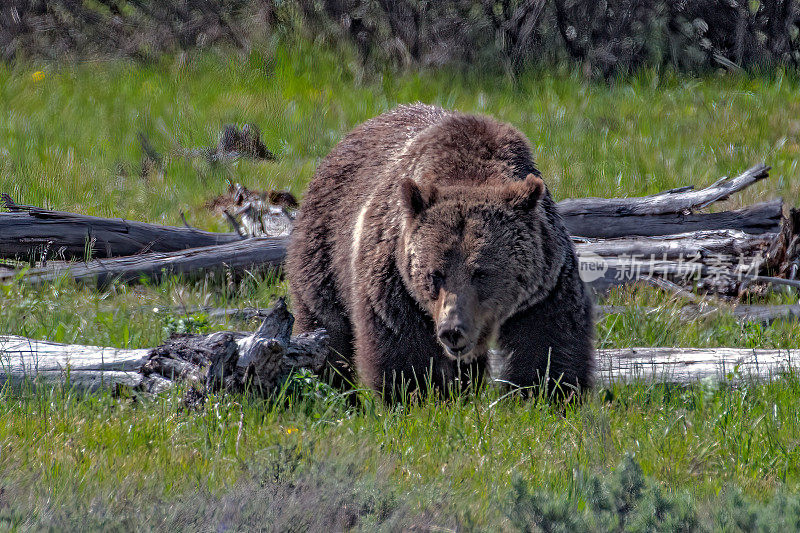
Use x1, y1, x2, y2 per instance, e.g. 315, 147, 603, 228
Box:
400, 179, 437, 217
501, 173, 545, 211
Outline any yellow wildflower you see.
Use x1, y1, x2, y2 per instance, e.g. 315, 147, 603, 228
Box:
31, 71, 45, 82
285, 427, 298, 435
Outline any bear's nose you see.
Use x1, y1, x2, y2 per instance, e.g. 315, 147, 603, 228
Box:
438, 325, 466, 350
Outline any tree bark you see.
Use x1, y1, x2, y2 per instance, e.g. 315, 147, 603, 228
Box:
0, 229, 785, 296
557, 163, 770, 216
1, 166, 777, 259
561, 199, 782, 238
597, 346, 797, 385
0, 236, 288, 287
0, 300, 329, 395
575, 229, 776, 260
0, 208, 241, 260
3, 334, 796, 390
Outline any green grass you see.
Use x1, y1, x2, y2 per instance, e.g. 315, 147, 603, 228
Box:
2, 373, 800, 530
2, 41, 800, 225
2, 39, 800, 530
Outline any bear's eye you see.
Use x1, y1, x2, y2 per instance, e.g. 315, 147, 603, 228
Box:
471, 269, 488, 282
428, 270, 444, 297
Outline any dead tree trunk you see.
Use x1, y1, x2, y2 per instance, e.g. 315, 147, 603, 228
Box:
2, 164, 796, 296
0, 336, 150, 391
0, 300, 329, 395
575, 229, 783, 294
561, 199, 782, 238
597, 346, 797, 385
1, 299, 797, 395
557, 163, 770, 216
0, 236, 289, 287
575, 229, 777, 260
2, 335, 796, 391
0, 165, 776, 259
1, 227, 793, 296
0, 209, 241, 261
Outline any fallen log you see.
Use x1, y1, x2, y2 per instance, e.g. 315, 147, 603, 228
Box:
0, 206, 241, 260
3, 198, 776, 256
0, 300, 329, 395
0, 228, 790, 296
574, 225, 800, 295
584, 259, 800, 295
597, 346, 797, 384
733, 303, 800, 324
0, 299, 796, 394
557, 163, 770, 216
562, 199, 782, 238
575, 229, 776, 261
0, 236, 288, 287
0, 166, 776, 259
0, 336, 150, 391
2, 334, 796, 392
2, 165, 795, 296
141, 299, 329, 396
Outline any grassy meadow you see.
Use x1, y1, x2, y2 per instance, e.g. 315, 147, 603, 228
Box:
2, 39, 800, 530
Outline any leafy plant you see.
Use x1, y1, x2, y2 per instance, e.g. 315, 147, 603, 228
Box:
161, 312, 212, 335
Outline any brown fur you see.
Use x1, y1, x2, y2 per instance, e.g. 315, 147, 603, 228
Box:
286, 104, 594, 400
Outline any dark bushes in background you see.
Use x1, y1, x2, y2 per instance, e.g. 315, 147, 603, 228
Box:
295, 0, 800, 75
0, 0, 263, 63
2, 0, 800, 76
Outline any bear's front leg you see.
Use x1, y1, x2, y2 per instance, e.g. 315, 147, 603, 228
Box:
496, 267, 594, 397
353, 302, 458, 401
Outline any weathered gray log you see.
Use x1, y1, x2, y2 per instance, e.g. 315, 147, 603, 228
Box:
1, 194, 778, 260
2, 228, 792, 297
0, 230, 779, 295
597, 346, 797, 385
733, 303, 800, 323
575, 229, 776, 260
0, 194, 782, 261
1, 166, 775, 259
575, 229, 780, 295
3, 333, 797, 390
0, 335, 150, 391
561, 199, 782, 238
0, 236, 289, 287
2, 165, 793, 296
586, 258, 749, 294
0, 198, 778, 259
557, 163, 770, 216
0, 208, 241, 260
0, 301, 329, 394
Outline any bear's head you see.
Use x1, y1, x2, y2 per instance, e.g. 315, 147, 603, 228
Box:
399, 173, 547, 362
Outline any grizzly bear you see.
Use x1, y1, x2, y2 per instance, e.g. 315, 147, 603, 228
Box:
286, 104, 594, 399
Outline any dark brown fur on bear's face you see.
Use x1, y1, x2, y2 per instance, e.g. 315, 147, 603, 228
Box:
400, 174, 545, 362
